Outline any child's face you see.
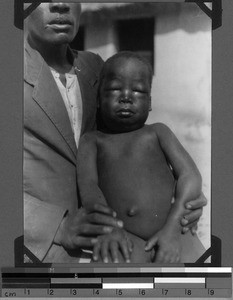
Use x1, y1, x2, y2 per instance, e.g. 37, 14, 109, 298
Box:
99, 57, 151, 133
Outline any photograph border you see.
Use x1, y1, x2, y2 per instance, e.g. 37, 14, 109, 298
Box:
1, 0, 233, 275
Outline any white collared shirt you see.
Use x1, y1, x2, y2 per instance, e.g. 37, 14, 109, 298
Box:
50, 68, 83, 147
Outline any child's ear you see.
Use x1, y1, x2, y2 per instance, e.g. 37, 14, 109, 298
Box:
149, 96, 152, 111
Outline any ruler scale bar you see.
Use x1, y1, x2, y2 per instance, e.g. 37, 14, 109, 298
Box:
1, 267, 232, 298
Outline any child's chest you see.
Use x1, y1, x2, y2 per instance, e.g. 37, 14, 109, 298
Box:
97, 129, 163, 164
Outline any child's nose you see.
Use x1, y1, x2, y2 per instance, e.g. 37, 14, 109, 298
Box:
119, 90, 132, 103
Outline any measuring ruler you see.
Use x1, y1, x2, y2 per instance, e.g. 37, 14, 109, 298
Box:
1, 266, 232, 298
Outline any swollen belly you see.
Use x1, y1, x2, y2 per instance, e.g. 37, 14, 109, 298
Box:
99, 177, 175, 240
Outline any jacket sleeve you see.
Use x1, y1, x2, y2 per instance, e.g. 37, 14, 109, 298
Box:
24, 193, 66, 262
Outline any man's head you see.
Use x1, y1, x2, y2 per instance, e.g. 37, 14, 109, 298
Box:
24, 2, 81, 47
98, 51, 153, 133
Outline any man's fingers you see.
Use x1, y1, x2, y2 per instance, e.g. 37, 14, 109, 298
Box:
181, 209, 201, 227
145, 235, 158, 251
85, 203, 116, 217
73, 236, 98, 248
78, 224, 113, 236
182, 221, 198, 234
191, 224, 198, 235
185, 192, 207, 210
87, 212, 123, 228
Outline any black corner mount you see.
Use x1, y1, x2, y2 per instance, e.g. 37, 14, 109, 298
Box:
185, 0, 222, 30
14, 1, 51, 30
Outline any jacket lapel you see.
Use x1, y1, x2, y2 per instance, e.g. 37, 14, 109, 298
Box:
24, 42, 77, 159
24, 42, 99, 158
34, 63, 77, 158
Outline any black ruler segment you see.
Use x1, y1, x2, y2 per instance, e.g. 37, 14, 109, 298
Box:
2, 273, 77, 278
3, 278, 50, 283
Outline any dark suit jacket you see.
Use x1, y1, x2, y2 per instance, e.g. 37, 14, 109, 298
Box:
24, 41, 103, 262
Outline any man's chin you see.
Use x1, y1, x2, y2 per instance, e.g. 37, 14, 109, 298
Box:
49, 34, 73, 45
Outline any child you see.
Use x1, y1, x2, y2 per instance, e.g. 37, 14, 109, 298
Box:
77, 51, 204, 263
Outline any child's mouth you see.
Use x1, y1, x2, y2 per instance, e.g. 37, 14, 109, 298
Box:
117, 109, 134, 118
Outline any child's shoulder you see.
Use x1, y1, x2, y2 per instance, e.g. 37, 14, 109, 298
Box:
145, 123, 175, 141
146, 122, 171, 133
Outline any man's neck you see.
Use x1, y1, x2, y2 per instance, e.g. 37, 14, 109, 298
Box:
27, 37, 73, 74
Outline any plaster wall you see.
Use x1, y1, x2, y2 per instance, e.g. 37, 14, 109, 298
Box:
147, 4, 211, 249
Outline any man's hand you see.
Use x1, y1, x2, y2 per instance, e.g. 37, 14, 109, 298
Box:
145, 227, 181, 263
92, 228, 133, 263
181, 192, 207, 234
54, 203, 123, 250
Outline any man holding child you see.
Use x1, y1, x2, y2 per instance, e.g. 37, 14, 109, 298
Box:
24, 2, 206, 263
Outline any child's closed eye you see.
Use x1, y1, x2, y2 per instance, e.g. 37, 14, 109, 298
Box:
133, 89, 146, 94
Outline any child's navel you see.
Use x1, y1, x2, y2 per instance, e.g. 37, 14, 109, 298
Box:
127, 206, 138, 217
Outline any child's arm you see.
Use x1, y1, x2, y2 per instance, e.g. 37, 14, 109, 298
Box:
77, 133, 107, 208
77, 133, 132, 263
145, 123, 202, 263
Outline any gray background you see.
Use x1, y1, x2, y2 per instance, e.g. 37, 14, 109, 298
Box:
0, 0, 233, 268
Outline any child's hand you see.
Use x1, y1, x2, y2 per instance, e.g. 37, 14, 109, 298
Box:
145, 227, 181, 263
92, 228, 133, 263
